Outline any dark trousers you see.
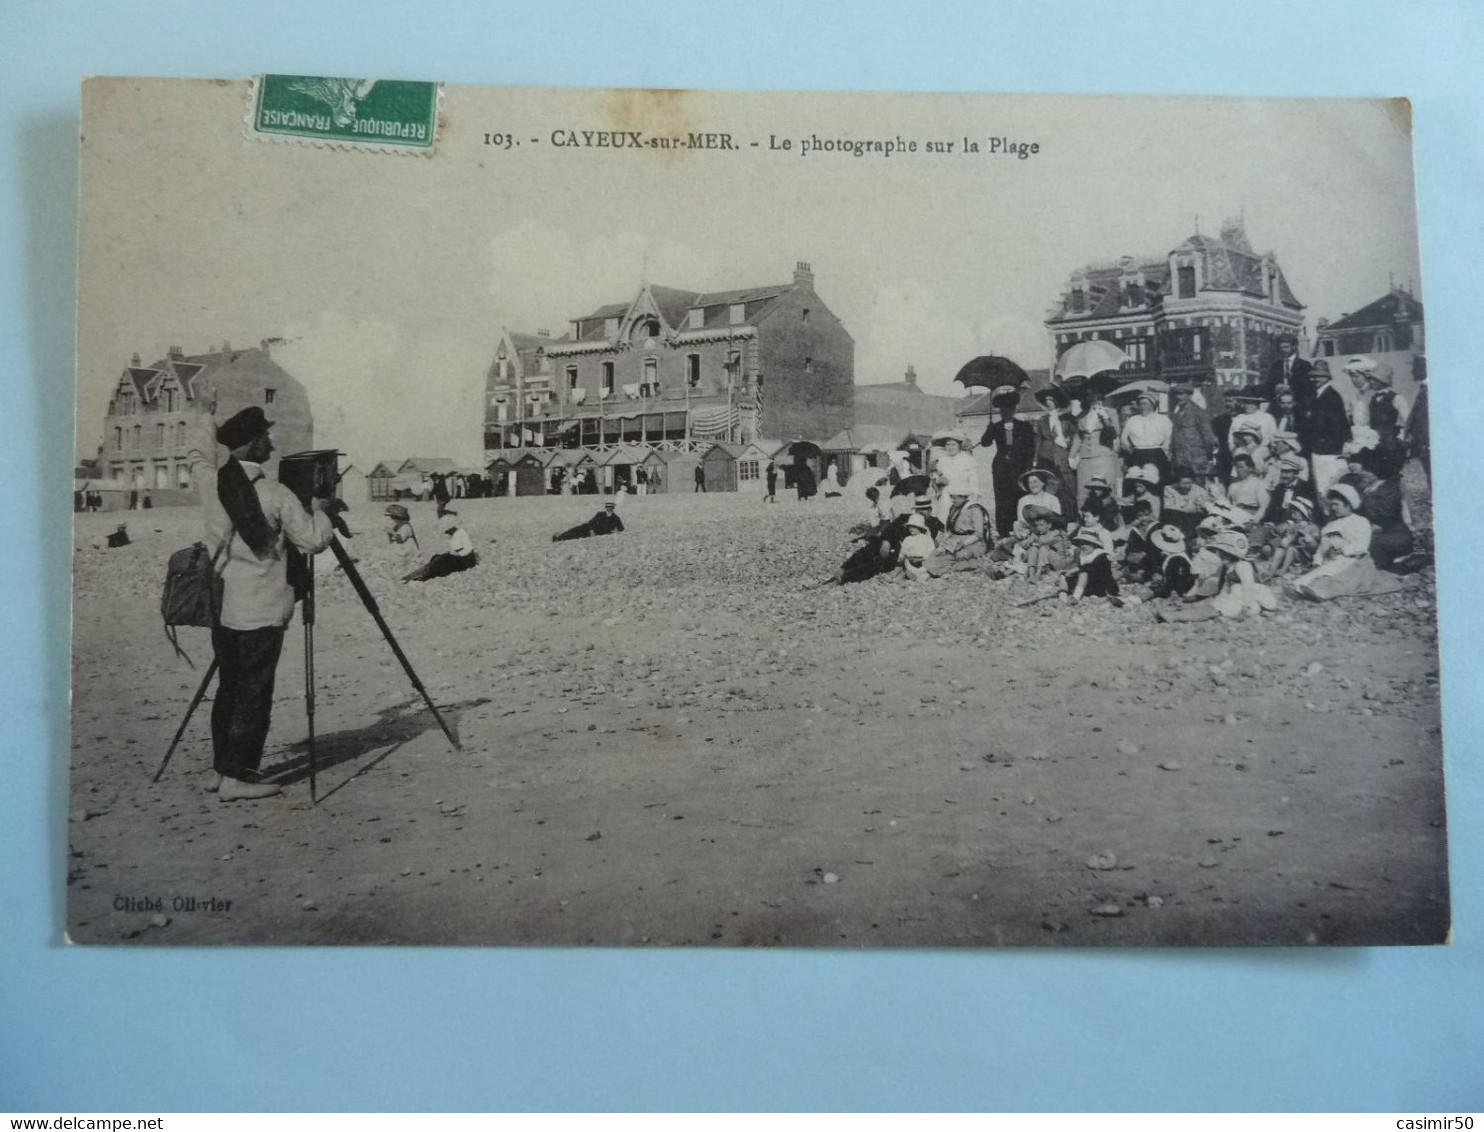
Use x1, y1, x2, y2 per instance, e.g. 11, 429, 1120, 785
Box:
403, 552, 477, 581
210, 624, 287, 780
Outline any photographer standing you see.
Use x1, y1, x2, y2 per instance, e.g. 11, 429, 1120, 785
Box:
206, 407, 334, 801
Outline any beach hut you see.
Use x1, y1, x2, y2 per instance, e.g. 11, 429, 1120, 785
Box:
367, 461, 398, 501
735, 440, 784, 492
639, 448, 699, 495
700, 443, 747, 492
511, 452, 546, 497
486, 453, 519, 497
598, 444, 652, 494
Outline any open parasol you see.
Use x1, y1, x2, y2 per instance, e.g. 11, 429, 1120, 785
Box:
1109, 378, 1170, 406
1054, 340, 1132, 381
954, 355, 1029, 390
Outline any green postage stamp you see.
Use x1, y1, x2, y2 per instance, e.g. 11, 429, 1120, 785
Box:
249, 74, 440, 151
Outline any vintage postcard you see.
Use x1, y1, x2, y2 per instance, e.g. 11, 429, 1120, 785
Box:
69, 79, 1447, 945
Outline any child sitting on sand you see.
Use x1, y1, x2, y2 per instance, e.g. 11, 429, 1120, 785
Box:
898, 513, 937, 581
1155, 529, 1278, 622
1064, 526, 1119, 604
1146, 525, 1196, 600
1122, 498, 1161, 583
1121, 465, 1163, 524
1256, 496, 1321, 581
1288, 484, 1405, 601
1023, 507, 1073, 581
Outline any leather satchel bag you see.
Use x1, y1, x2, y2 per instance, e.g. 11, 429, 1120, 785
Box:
160, 531, 233, 666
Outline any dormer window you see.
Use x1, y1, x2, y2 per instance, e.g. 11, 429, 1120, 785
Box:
1177, 264, 1196, 298
604, 317, 619, 339
687, 308, 703, 329
729, 303, 745, 325
1071, 288, 1085, 314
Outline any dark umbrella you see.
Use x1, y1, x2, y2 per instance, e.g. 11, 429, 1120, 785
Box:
889, 473, 933, 498
954, 355, 1030, 390
787, 439, 822, 460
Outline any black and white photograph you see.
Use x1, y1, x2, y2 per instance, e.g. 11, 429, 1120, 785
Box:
68, 79, 1448, 946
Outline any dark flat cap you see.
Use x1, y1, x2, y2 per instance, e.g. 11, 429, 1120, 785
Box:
216, 406, 273, 449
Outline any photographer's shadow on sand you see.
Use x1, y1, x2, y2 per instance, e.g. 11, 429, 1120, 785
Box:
261, 696, 491, 801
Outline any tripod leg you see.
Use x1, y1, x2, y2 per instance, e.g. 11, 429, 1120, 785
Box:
153, 659, 219, 782
305, 621, 317, 803
328, 537, 461, 751
303, 556, 318, 803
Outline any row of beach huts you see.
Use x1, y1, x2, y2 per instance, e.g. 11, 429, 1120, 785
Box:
366, 425, 937, 501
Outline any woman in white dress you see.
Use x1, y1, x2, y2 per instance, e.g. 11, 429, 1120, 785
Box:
1289, 484, 1404, 601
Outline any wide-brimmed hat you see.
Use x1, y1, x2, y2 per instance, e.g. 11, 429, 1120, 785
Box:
905, 513, 929, 532
1270, 431, 1301, 449
1343, 355, 1377, 375
1135, 390, 1160, 407
1171, 382, 1194, 395
1072, 526, 1110, 549
1124, 463, 1160, 487
1232, 423, 1264, 441
1206, 529, 1250, 559
1022, 503, 1063, 527
1150, 525, 1186, 554
1085, 475, 1112, 492
931, 428, 970, 447
1206, 502, 1250, 527
913, 494, 934, 511
1277, 453, 1307, 473
1229, 389, 1264, 404
1019, 466, 1058, 492
384, 503, 410, 521
1368, 362, 1395, 386
1196, 514, 1231, 535
1035, 385, 1071, 410
1325, 483, 1361, 510
1285, 496, 1315, 519
215, 406, 273, 449
1309, 358, 1333, 377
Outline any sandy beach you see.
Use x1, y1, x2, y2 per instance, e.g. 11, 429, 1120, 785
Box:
67, 487, 1448, 946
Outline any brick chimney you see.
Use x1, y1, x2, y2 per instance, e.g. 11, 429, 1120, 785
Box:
537, 328, 550, 338
167, 345, 183, 360
793, 261, 814, 287
130, 352, 141, 366
220, 340, 230, 355
904, 365, 917, 387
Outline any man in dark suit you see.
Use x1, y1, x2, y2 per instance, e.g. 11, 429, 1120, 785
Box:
1264, 335, 1313, 416
982, 389, 1036, 537
1299, 359, 1351, 503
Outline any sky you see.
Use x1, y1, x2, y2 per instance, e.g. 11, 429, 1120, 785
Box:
76, 82, 1422, 467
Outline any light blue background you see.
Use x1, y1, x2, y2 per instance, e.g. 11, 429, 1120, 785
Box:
3, 0, 1481, 1112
